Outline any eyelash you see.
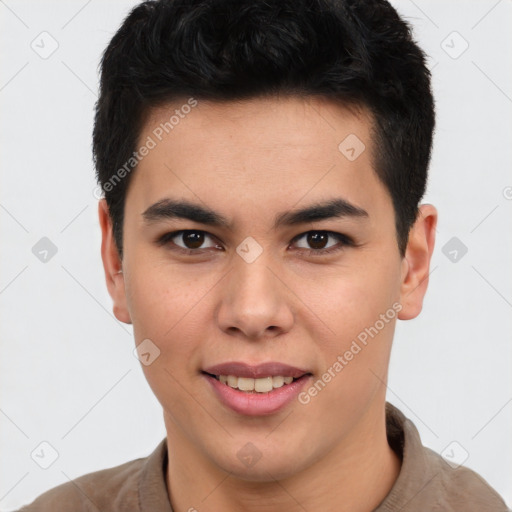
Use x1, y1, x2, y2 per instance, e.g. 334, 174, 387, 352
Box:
155, 230, 356, 257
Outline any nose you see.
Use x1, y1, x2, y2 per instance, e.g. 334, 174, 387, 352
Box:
216, 253, 294, 340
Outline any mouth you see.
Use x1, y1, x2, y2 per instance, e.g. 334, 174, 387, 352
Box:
201, 362, 313, 415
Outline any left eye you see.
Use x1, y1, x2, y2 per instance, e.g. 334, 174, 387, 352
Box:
292, 231, 351, 252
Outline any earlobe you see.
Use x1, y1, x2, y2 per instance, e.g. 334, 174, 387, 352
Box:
398, 204, 437, 320
98, 199, 132, 325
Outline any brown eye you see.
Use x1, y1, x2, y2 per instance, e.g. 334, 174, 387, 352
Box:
306, 232, 329, 249
292, 230, 354, 255
157, 230, 220, 251
181, 231, 205, 249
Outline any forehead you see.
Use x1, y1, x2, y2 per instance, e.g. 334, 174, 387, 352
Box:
145, 95, 372, 153
126, 95, 391, 225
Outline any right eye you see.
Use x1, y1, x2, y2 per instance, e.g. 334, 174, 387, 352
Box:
156, 230, 223, 254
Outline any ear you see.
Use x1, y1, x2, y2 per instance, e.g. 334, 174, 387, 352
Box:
398, 204, 437, 320
98, 199, 132, 324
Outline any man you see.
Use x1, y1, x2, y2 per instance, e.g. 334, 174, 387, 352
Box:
19, 0, 509, 510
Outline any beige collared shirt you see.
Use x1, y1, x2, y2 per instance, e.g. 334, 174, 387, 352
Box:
18, 403, 509, 511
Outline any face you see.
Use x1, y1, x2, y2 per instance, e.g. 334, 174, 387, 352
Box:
100, 95, 436, 481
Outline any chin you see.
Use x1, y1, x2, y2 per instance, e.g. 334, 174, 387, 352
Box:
210, 444, 305, 483
227, 461, 301, 483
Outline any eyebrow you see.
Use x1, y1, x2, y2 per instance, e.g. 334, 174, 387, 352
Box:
274, 198, 368, 227
142, 197, 368, 229
142, 199, 231, 228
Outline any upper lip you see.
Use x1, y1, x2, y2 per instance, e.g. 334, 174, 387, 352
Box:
202, 362, 310, 379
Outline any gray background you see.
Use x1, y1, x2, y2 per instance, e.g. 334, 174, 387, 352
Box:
1, 0, 511, 509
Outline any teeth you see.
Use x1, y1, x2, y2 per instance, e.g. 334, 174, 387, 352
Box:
217, 374, 298, 393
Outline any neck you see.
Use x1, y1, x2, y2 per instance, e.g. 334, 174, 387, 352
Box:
165, 404, 401, 512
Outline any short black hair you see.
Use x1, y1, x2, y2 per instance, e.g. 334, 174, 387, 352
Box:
93, 0, 435, 259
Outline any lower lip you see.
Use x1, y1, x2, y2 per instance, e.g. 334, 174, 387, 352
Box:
203, 373, 312, 416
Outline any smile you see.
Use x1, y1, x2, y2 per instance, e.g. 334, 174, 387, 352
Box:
201, 362, 312, 415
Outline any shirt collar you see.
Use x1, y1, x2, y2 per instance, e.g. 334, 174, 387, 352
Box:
138, 437, 173, 512
375, 402, 439, 511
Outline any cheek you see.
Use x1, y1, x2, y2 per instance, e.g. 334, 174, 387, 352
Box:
125, 267, 211, 414
124, 260, 225, 377
126, 255, 203, 332
301, 253, 401, 348
124, 269, 184, 357
294, 252, 402, 416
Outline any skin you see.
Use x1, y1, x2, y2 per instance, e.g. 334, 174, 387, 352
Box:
99, 95, 437, 512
